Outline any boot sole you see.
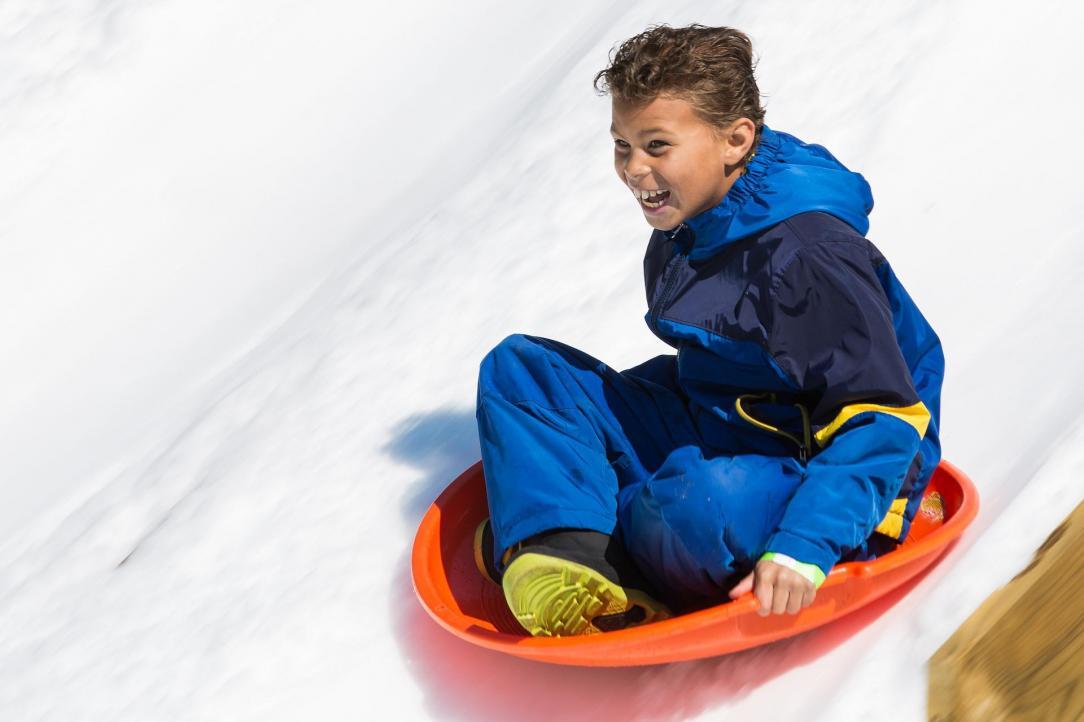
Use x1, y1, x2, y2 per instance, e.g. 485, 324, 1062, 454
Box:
502, 552, 670, 637
473, 520, 496, 584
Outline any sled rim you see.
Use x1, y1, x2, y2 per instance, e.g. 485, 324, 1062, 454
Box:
411, 459, 979, 666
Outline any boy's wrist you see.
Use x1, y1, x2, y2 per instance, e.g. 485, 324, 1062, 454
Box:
760, 551, 826, 588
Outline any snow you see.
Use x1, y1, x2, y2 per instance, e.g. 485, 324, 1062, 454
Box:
2, 1, 1082, 720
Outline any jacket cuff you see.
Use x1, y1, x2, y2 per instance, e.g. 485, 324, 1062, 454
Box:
760, 551, 827, 588
764, 530, 836, 582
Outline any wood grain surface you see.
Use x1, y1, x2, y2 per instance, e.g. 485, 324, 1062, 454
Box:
928, 501, 1084, 721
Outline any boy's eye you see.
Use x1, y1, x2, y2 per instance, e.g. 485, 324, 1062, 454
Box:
612, 139, 668, 151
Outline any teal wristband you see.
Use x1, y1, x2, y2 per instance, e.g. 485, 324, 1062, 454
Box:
760, 551, 827, 589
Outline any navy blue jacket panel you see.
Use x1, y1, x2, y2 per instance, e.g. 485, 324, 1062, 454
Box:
641, 125, 944, 575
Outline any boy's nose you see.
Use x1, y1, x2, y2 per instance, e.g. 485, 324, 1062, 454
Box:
625, 167, 651, 186
623, 153, 653, 181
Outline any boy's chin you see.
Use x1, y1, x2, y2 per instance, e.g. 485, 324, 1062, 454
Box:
643, 208, 683, 231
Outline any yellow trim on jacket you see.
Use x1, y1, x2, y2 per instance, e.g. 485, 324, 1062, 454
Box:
813, 401, 931, 448
874, 497, 909, 539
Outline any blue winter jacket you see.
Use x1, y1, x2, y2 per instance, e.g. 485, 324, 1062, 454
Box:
645, 124, 944, 577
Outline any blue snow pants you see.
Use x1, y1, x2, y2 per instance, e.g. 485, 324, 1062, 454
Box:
476, 333, 814, 611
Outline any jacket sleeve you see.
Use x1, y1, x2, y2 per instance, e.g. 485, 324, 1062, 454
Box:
762, 240, 931, 578
879, 260, 945, 536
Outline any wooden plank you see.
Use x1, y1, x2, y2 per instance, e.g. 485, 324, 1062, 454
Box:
928, 501, 1084, 721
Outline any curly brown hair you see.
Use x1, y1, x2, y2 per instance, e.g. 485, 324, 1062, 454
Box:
593, 24, 766, 166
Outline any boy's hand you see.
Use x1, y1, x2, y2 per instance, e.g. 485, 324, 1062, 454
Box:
728, 559, 816, 616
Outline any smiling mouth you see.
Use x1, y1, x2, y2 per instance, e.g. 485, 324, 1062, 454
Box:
631, 187, 672, 209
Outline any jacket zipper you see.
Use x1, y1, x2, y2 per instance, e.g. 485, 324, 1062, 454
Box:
734, 392, 812, 461
649, 224, 689, 329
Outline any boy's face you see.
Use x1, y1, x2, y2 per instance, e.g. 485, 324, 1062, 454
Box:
611, 94, 754, 231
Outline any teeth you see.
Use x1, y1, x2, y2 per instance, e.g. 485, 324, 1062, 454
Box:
632, 188, 670, 209
633, 187, 669, 208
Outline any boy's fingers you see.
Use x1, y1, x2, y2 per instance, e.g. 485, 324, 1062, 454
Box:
748, 563, 818, 616
786, 586, 804, 615
771, 586, 790, 615
729, 571, 755, 599
754, 575, 774, 616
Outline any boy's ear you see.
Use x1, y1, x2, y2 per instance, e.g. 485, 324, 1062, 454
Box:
723, 118, 757, 165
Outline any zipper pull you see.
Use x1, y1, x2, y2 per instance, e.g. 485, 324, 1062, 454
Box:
681, 223, 695, 253
794, 402, 812, 462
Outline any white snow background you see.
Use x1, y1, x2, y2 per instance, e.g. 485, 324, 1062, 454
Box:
2, 0, 1082, 720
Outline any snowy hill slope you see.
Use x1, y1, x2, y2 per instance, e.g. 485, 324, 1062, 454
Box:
2, 0, 1083, 720
0, 0, 624, 533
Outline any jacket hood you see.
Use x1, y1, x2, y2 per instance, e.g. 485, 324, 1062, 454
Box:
680, 124, 874, 260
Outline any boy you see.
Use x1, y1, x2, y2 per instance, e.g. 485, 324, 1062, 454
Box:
473, 24, 944, 636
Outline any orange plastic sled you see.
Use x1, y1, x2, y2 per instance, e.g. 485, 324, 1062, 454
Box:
411, 459, 979, 667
